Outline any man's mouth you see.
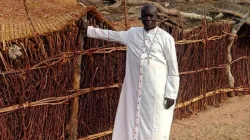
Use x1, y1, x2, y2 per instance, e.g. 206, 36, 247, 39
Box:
144, 21, 151, 25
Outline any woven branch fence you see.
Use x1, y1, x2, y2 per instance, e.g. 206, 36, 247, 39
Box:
0, 5, 250, 140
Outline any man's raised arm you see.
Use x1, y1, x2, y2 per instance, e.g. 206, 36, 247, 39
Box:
80, 21, 129, 45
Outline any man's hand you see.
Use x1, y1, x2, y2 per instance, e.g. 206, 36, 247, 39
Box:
164, 98, 175, 109
81, 21, 89, 30
78, 20, 88, 31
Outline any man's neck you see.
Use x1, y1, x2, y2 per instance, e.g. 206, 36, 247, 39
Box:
144, 26, 157, 32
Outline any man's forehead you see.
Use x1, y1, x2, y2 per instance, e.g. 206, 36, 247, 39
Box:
141, 4, 157, 13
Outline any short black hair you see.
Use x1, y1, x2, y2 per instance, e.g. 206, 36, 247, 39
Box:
141, 4, 158, 13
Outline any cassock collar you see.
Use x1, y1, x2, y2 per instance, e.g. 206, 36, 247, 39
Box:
144, 26, 159, 34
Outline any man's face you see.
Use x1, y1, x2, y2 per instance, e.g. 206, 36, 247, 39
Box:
141, 7, 157, 31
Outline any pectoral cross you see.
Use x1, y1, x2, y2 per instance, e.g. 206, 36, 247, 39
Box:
145, 55, 152, 65
143, 27, 159, 65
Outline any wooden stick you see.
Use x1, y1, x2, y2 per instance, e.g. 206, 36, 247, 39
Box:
175, 87, 250, 109
0, 52, 10, 71
78, 130, 113, 140
180, 56, 250, 75
0, 84, 120, 114
211, 9, 250, 26
176, 31, 235, 45
123, 0, 129, 30
66, 17, 85, 140
23, 0, 36, 34
226, 12, 249, 97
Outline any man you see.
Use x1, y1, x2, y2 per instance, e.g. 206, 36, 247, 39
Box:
82, 4, 179, 140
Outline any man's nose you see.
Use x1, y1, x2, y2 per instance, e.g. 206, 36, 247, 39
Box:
145, 16, 151, 20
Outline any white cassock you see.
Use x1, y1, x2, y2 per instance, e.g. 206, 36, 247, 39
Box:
87, 26, 180, 140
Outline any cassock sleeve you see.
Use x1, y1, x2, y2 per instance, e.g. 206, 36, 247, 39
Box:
164, 35, 180, 100
87, 26, 130, 45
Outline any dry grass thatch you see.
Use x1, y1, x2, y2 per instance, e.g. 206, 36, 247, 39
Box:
0, 0, 85, 42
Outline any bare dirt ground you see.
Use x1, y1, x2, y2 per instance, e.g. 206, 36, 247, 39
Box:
170, 95, 250, 140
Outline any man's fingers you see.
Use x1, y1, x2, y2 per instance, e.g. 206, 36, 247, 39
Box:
165, 101, 170, 109
166, 101, 172, 109
168, 101, 174, 107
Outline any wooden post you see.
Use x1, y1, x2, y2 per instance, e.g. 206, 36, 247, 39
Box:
226, 12, 249, 97
67, 46, 82, 139
123, 0, 128, 30
67, 16, 86, 139
226, 41, 235, 97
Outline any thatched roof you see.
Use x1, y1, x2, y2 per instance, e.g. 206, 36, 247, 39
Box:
0, 0, 138, 43
0, 0, 86, 42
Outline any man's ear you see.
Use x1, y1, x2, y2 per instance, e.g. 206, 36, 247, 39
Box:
156, 14, 160, 21
138, 17, 142, 20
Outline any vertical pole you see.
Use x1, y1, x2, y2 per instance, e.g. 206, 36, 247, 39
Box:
67, 47, 81, 139
226, 12, 249, 97
123, 0, 128, 30
67, 18, 85, 140
226, 46, 235, 97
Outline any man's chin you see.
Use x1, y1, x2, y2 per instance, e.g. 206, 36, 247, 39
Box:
144, 25, 156, 31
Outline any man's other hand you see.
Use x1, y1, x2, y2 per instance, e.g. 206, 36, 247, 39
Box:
164, 98, 175, 109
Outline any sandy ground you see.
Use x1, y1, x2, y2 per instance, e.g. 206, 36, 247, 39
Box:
170, 95, 250, 140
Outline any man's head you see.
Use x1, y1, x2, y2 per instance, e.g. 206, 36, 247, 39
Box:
141, 4, 158, 31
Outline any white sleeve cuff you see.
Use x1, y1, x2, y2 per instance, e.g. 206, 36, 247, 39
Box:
164, 75, 180, 99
